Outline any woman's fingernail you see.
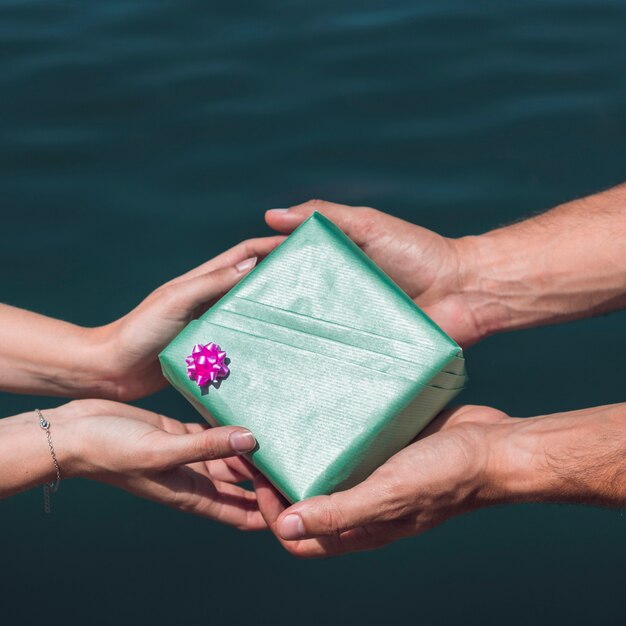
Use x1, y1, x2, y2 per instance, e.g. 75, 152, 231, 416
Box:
267, 208, 289, 214
229, 430, 256, 452
279, 513, 306, 540
235, 257, 257, 273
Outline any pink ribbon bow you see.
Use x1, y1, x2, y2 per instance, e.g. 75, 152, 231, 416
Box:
185, 343, 230, 387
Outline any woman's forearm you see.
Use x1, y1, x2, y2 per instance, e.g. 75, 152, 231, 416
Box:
458, 183, 626, 338
0, 304, 116, 397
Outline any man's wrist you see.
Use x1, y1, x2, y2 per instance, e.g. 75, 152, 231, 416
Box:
485, 405, 626, 507
453, 233, 509, 341
484, 416, 557, 504
454, 228, 549, 340
454, 185, 626, 340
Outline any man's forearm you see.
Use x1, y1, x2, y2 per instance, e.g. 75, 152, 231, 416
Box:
457, 184, 626, 338
490, 403, 626, 507
0, 304, 117, 397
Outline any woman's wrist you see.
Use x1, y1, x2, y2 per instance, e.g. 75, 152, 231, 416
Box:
0, 403, 86, 498
41, 399, 125, 481
38, 402, 89, 479
76, 325, 113, 396
65, 324, 128, 400
26, 320, 123, 400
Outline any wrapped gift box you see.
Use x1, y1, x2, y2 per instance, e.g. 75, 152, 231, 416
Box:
159, 213, 467, 502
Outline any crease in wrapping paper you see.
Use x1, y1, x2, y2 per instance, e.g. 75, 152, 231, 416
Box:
216, 296, 465, 380
201, 311, 465, 388
160, 212, 467, 502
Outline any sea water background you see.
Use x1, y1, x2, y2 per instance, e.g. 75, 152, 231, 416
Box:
1, 1, 625, 624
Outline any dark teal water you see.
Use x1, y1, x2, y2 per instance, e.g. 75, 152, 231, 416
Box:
1, 1, 625, 624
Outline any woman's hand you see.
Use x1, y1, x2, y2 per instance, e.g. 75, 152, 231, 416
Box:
95, 236, 285, 401
42, 400, 265, 529
0, 236, 284, 399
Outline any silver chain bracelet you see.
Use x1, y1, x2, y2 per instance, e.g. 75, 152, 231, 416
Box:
36, 408, 61, 513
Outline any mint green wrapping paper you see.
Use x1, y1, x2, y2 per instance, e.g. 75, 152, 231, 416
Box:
159, 213, 467, 502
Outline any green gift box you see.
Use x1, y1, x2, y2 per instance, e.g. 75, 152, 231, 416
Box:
159, 213, 467, 502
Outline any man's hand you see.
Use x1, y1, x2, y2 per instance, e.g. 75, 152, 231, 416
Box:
255, 403, 626, 557
267, 188, 626, 346
267, 202, 483, 347
254, 405, 508, 557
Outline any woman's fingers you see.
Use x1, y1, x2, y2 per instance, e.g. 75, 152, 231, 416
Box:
167, 236, 285, 285
128, 466, 267, 530
164, 258, 258, 314
152, 237, 284, 322
174, 469, 267, 530
197, 456, 259, 484
139, 426, 256, 471
199, 460, 250, 484
254, 474, 290, 525
220, 455, 260, 480
79, 407, 266, 528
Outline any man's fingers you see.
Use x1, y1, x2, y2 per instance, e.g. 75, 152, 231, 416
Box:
293, 521, 416, 558
254, 475, 414, 557
265, 201, 377, 246
274, 471, 408, 541
253, 475, 397, 557
140, 426, 257, 470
